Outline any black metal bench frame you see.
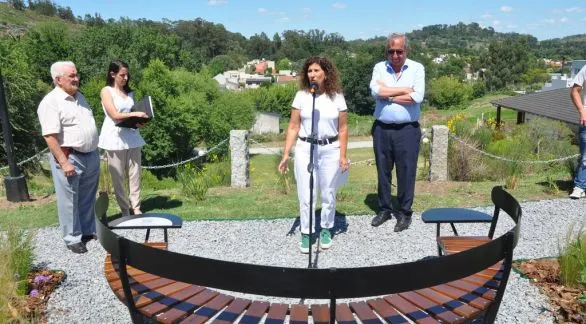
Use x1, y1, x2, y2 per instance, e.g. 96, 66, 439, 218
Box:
96, 191, 520, 323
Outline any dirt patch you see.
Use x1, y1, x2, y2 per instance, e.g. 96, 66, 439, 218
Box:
515, 258, 586, 323
0, 194, 55, 210
9, 268, 66, 323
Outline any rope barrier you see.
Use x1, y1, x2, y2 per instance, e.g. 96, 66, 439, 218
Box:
0, 147, 49, 171
449, 133, 579, 164
141, 138, 229, 170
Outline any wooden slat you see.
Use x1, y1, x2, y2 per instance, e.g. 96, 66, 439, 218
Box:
310, 304, 330, 324
430, 284, 490, 310
290, 304, 309, 324
239, 300, 269, 324
349, 301, 382, 323
156, 288, 218, 324
135, 282, 192, 308
415, 288, 481, 319
266, 303, 288, 324
384, 294, 440, 324
212, 298, 251, 324
399, 291, 463, 323
140, 285, 205, 317
180, 293, 234, 324
447, 279, 497, 301
335, 303, 356, 324
367, 298, 409, 324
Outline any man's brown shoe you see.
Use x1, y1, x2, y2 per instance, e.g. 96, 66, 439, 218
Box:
371, 211, 391, 227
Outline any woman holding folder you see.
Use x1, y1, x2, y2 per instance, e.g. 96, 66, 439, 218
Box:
98, 60, 147, 216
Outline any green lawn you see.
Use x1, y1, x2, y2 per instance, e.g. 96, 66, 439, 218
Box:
0, 146, 571, 229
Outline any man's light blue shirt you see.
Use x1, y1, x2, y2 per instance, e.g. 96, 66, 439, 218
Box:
369, 58, 425, 124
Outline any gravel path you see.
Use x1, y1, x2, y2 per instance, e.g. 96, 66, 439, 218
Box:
33, 198, 586, 323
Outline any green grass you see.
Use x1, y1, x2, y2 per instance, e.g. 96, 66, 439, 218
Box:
0, 146, 572, 229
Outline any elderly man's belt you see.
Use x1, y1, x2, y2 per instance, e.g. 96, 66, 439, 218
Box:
299, 135, 339, 145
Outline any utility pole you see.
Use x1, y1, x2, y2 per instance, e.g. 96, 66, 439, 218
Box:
0, 66, 30, 201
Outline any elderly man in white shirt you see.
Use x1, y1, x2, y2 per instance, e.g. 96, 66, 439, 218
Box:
37, 61, 100, 254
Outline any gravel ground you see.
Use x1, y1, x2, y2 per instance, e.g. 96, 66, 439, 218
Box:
33, 198, 586, 323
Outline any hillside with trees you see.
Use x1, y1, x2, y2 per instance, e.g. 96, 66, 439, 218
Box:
0, 0, 583, 174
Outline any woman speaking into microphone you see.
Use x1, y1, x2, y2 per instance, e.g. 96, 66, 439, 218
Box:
278, 56, 349, 254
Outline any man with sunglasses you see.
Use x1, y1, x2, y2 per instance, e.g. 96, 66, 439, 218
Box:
369, 33, 425, 232
37, 61, 100, 254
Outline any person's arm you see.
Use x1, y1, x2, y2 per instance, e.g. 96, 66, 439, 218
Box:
338, 111, 349, 172
43, 134, 76, 177
392, 64, 425, 105
278, 109, 301, 174
370, 65, 412, 100
571, 85, 586, 126
100, 88, 148, 122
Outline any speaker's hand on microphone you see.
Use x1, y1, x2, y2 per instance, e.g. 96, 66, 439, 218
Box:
278, 156, 290, 174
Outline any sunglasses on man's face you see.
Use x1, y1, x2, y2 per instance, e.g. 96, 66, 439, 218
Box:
387, 49, 405, 55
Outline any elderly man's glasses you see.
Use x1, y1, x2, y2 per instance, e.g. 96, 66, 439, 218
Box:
387, 49, 405, 55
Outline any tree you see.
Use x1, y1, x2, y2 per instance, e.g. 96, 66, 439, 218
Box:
8, 0, 25, 10
208, 55, 238, 76
483, 38, 530, 91
276, 58, 290, 72
0, 39, 46, 168
428, 76, 473, 109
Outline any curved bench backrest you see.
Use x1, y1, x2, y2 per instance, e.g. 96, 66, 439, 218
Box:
97, 212, 517, 323
489, 186, 523, 246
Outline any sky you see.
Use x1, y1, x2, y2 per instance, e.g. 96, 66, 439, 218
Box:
50, 0, 584, 41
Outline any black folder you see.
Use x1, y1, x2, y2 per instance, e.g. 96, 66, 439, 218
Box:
115, 96, 154, 129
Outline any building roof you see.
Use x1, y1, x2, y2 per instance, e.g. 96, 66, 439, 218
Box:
490, 88, 579, 125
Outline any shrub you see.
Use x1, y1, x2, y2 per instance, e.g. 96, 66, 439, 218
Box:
176, 164, 209, 201
559, 228, 586, 287
428, 76, 473, 109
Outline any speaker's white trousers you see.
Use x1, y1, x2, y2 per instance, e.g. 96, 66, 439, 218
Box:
294, 139, 340, 234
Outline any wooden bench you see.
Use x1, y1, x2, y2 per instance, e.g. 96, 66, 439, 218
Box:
96, 191, 521, 324
422, 186, 522, 256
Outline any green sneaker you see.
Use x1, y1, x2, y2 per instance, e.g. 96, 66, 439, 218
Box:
320, 229, 332, 249
299, 234, 310, 254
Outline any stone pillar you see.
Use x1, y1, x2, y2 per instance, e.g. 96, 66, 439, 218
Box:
429, 125, 449, 181
230, 130, 250, 188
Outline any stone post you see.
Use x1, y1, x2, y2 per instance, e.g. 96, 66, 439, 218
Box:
429, 125, 449, 181
230, 130, 250, 188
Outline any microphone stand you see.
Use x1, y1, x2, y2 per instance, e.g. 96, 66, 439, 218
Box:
307, 86, 317, 268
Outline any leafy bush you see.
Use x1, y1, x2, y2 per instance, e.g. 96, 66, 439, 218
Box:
428, 76, 473, 109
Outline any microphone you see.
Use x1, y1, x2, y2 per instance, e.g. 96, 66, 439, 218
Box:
309, 82, 319, 93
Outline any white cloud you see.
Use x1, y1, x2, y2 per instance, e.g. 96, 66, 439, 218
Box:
481, 14, 492, 19
565, 7, 584, 13
208, 0, 227, 6
275, 17, 290, 24
542, 18, 556, 24
500, 6, 513, 13
332, 2, 347, 9
559, 17, 570, 23
302, 7, 312, 19
258, 8, 268, 14
492, 20, 501, 26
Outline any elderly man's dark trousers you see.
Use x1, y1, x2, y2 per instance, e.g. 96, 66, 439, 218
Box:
372, 120, 421, 218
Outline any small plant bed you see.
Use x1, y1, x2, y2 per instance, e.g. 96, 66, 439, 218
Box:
9, 268, 66, 322
514, 259, 586, 323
